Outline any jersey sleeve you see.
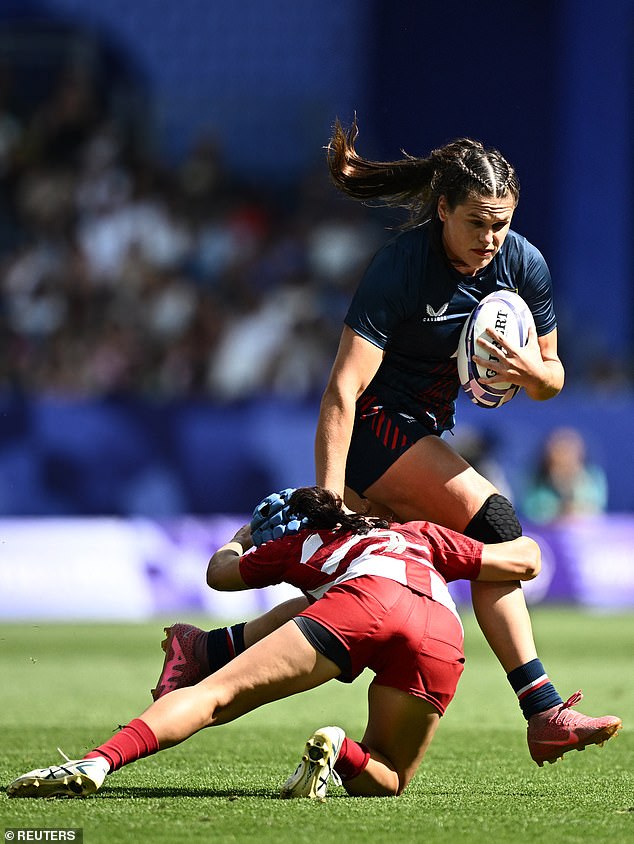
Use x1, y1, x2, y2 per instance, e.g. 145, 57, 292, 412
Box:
238, 535, 297, 588
411, 521, 483, 581
516, 239, 557, 336
344, 240, 418, 349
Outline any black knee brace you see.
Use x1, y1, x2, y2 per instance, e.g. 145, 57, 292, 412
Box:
464, 494, 522, 543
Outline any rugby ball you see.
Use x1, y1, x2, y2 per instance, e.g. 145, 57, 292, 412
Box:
457, 290, 535, 408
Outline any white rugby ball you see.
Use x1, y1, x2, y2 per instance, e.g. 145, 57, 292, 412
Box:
457, 290, 535, 408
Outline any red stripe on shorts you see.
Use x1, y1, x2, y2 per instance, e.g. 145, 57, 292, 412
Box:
382, 417, 392, 446
358, 395, 377, 415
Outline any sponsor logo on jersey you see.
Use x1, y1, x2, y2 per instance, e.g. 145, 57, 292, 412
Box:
423, 302, 450, 322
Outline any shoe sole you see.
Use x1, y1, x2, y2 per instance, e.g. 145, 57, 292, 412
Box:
152, 624, 200, 701
151, 624, 209, 701
533, 720, 623, 767
7, 774, 99, 799
150, 626, 175, 701
280, 731, 339, 799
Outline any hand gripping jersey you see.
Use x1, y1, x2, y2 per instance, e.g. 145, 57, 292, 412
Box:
239, 520, 483, 620
345, 220, 557, 433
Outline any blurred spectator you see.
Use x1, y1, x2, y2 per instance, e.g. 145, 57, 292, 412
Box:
19, 67, 101, 169
521, 427, 608, 523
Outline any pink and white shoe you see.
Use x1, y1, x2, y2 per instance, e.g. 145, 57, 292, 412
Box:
527, 690, 622, 766
7, 751, 109, 798
151, 623, 209, 701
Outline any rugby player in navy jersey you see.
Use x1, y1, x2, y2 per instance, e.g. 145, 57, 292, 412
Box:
155, 123, 619, 767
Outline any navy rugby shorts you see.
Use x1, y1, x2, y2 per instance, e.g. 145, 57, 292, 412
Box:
345, 403, 437, 495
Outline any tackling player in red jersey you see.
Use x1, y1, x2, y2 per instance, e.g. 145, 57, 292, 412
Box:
8, 486, 584, 801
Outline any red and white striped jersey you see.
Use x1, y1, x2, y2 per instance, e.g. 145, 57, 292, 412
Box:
239, 520, 482, 611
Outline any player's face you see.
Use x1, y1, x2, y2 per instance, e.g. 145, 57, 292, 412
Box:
437, 194, 516, 276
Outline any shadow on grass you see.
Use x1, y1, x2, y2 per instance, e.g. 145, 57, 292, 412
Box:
97, 785, 295, 800
77, 784, 549, 801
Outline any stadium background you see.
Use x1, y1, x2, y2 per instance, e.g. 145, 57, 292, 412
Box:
0, 0, 633, 617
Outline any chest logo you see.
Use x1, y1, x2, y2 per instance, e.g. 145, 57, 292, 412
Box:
424, 302, 450, 321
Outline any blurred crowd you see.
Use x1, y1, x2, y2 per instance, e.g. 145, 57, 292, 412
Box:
0, 65, 387, 400
1, 58, 631, 407
0, 58, 619, 518
454, 425, 608, 524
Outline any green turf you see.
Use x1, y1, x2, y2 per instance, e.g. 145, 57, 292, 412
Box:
1, 608, 632, 843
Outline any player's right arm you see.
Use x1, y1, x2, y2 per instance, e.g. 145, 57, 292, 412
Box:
206, 524, 253, 591
416, 521, 541, 583
315, 325, 383, 497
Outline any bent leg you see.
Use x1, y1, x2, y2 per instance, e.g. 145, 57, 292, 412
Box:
243, 597, 309, 647
152, 597, 311, 699
141, 620, 340, 749
464, 493, 537, 672
344, 683, 440, 797
470, 580, 537, 672
362, 436, 537, 673
362, 435, 496, 528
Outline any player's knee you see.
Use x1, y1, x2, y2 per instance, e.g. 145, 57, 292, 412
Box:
384, 762, 415, 797
393, 766, 419, 796
464, 493, 522, 543
394, 778, 408, 797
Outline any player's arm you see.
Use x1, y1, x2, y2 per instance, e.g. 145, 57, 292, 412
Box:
416, 521, 540, 583
206, 524, 253, 591
477, 535, 541, 581
477, 326, 564, 401
315, 325, 383, 497
530, 327, 565, 400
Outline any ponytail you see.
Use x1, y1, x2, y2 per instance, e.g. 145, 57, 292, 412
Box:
327, 116, 519, 226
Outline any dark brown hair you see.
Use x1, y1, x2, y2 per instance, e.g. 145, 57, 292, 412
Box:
288, 486, 389, 535
327, 117, 520, 227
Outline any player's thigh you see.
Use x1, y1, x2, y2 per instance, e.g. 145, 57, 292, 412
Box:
204, 620, 340, 725
344, 486, 395, 520
361, 683, 440, 790
365, 435, 498, 529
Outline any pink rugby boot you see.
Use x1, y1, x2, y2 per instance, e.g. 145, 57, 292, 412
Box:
527, 690, 622, 766
151, 623, 209, 701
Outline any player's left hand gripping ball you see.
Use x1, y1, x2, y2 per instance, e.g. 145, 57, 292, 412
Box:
250, 488, 309, 546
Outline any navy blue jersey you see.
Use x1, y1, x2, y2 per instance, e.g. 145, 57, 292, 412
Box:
345, 221, 556, 434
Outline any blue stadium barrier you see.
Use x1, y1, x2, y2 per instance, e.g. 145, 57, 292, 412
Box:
0, 390, 631, 516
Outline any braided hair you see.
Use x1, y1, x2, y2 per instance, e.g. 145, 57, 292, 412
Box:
327, 117, 520, 227
288, 487, 389, 536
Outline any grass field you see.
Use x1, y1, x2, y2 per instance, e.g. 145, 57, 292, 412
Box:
1, 608, 632, 844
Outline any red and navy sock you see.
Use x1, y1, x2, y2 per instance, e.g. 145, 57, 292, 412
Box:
507, 658, 563, 720
84, 718, 159, 772
334, 738, 371, 781
205, 622, 247, 673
